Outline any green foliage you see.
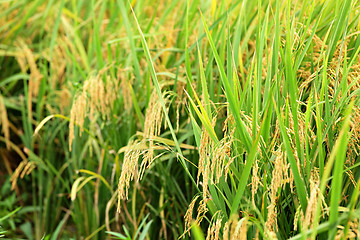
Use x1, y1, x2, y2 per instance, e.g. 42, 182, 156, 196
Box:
1, 0, 360, 239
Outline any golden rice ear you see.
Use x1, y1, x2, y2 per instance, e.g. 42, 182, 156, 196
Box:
302, 168, 327, 231
223, 221, 230, 240
140, 89, 173, 174
239, 217, 249, 240
181, 195, 200, 238
229, 216, 239, 240
10, 159, 36, 191
223, 214, 248, 240
251, 159, 260, 206
117, 140, 141, 212
139, 147, 154, 180
116, 86, 174, 213
348, 106, 360, 164
10, 161, 25, 190
196, 109, 238, 209
293, 205, 303, 231
181, 197, 208, 239
69, 69, 121, 151
205, 218, 222, 240
69, 93, 87, 151
0, 94, 10, 149
16, 39, 43, 98
40, 42, 67, 89
195, 200, 208, 227
142, 89, 161, 171
198, 124, 210, 184
13, 39, 43, 122
118, 69, 133, 113
266, 150, 290, 232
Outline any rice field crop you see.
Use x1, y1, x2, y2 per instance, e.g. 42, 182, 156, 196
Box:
1, 0, 360, 239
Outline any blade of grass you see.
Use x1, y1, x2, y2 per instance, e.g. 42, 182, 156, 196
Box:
199, 9, 252, 152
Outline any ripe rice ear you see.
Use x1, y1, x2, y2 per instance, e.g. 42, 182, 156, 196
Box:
0, 95, 10, 149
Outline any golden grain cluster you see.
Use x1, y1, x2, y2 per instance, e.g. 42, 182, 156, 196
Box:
69, 72, 119, 151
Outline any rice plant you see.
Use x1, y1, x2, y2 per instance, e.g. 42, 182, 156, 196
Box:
0, 0, 360, 239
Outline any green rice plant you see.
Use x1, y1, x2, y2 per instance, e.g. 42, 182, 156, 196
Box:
0, 0, 360, 239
